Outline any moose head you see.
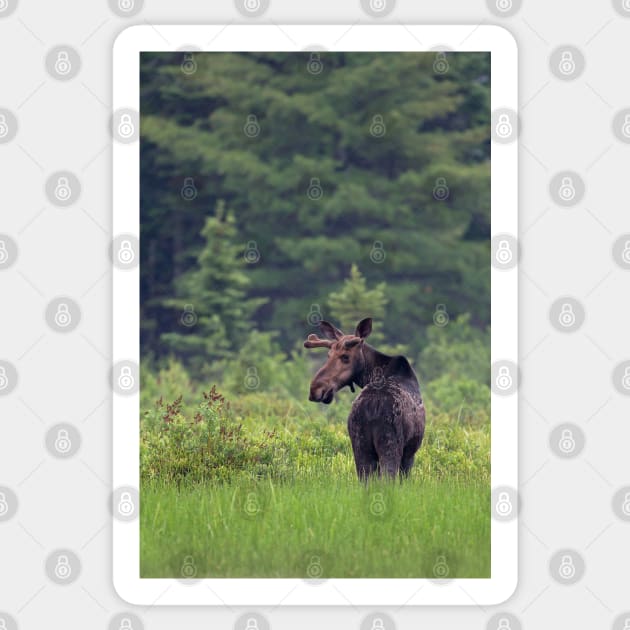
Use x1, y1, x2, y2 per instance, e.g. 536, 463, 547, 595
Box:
304, 318, 372, 404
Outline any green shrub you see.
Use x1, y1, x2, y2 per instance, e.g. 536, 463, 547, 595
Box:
417, 313, 490, 385
424, 374, 490, 427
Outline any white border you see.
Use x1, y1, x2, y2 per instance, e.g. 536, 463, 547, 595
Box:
113, 24, 518, 606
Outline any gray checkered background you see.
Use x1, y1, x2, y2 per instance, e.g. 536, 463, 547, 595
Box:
1, 0, 630, 628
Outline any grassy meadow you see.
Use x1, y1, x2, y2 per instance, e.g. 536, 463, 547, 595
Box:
139, 328, 491, 579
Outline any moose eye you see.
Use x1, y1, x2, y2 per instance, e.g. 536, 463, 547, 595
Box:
340, 354, 350, 364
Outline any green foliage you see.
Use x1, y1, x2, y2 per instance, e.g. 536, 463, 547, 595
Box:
140, 357, 490, 485
140, 51, 491, 366
140, 347, 491, 578
418, 313, 490, 385
141, 386, 285, 483
158, 202, 267, 370
327, 264, 387, 340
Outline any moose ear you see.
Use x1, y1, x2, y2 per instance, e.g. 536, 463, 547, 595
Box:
319, 320, 344, 340
355, 318, 372, 339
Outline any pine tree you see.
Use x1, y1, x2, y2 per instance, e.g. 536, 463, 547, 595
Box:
160, 202, 266, 371
327, 264, 387, 342
140, 51, 491, 356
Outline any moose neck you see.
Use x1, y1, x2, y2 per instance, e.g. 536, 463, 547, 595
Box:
354, 343, 392, 388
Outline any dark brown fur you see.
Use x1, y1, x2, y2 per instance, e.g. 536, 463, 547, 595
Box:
305, 318, 426, 480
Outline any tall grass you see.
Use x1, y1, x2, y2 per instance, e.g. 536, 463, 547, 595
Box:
139, 357, 491, 578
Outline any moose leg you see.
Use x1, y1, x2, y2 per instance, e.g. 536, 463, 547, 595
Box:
373, 425, 403, 479
348, 422, 378, 480
354, 452, 378, 481
400, 437, 421, 478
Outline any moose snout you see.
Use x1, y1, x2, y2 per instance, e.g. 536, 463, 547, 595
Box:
309, 384, 334, 405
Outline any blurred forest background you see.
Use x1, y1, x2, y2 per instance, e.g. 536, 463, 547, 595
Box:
139, 51, 491, 384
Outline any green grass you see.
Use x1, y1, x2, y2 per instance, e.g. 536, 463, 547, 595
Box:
139, 359, 491, 579
141, 476, 490, 578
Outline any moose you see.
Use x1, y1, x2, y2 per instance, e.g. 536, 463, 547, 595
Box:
304, 318, 426, 480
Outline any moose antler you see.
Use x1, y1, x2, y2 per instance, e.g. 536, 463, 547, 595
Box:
304, 334, 333, 349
